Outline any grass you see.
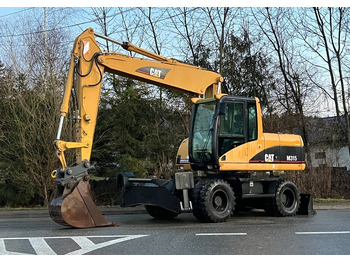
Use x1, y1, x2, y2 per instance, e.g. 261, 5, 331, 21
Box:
313, 198, 350, 203
0, 206, 48, 210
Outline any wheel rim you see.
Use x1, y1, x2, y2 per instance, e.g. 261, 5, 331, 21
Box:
281, 187, 296, 210
212, 189, 229, 214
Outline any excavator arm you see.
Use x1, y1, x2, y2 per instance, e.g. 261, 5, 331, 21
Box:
49, 28, 223, 228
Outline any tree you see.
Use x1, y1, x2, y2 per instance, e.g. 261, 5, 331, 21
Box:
206, 7, 235, 74
92, 83, 187, 178
220, 30, 276, 112
168, 7, 210, 67
294, 8, 350, 156
0, 9, 71, 206
0, 68, 62, 206
252, 7, 314, 165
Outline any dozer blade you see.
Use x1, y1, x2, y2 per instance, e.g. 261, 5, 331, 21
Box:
49, 180, 120, 228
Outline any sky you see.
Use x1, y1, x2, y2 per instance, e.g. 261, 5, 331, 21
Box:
1, 0, 349, 19
0, 7, 31, 18
1, 0, 349, 8
0, 2, 349, 118
1, 1, 349, 20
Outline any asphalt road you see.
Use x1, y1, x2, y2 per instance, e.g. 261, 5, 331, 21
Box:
0, 207, 350, 255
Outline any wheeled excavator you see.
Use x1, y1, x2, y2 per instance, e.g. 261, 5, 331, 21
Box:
49, 28, 312, 228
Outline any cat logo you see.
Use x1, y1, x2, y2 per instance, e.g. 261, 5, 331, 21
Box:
150, 68, 162, 78
265, 153, 275, 162
136, 67, 171, 79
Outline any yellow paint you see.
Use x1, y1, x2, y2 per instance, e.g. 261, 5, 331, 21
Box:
56, 28, 224, 168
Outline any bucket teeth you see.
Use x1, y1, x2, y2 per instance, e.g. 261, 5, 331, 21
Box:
49, 180, 120, 228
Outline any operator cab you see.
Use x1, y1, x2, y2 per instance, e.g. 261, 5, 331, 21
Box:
189, 96, 258, 171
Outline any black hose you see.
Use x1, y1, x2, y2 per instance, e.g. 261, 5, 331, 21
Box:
75, 53, 100, 78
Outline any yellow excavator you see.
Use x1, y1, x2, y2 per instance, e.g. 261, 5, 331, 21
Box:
49, 28, 312, 228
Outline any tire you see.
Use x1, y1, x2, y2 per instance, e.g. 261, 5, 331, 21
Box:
145, 205, 178, 220
192, 179, 235, 223
272, 180, 300, 217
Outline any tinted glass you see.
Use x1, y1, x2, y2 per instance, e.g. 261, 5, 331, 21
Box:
191, 101, 216, 162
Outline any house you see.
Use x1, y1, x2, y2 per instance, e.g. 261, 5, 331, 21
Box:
306, 116, 350, 171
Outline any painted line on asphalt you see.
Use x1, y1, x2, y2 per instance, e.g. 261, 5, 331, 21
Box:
196, 233, 247, 236
0, 235, 149, 255
295, 231, 350, 235
29, 237, 56, 255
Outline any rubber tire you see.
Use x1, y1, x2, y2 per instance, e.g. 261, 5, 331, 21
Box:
192, 179, 235, 223
145, 205, 178, 220
269, 180, 300, 217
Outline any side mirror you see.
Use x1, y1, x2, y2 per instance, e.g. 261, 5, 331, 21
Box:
218, 102, 226, 115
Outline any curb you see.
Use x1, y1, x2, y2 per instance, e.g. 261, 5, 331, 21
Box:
0, 203, 349, 219
0, 206, 147, 219
313, 202, 350, 210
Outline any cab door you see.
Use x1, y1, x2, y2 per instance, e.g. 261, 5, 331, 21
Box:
246, 101, 261, 162
217, 101, 247, 158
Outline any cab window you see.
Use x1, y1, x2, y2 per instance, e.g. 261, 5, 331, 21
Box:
218, 103, 244, 156
248, 102, 257, 141
219, 103, 243, 136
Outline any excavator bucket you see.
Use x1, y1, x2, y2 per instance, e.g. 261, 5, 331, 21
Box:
49, 180, 119, 228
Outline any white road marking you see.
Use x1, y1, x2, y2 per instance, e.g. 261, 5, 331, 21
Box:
29, 238, 56, 255
69, 237, 96, 253
296, 231, 350, 235
0, 239, 25, 255
0, 235, 148, 255
196, 233, 247, 236
66, 235, 148, 255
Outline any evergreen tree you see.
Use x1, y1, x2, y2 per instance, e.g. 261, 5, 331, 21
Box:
220, 31, 276, 112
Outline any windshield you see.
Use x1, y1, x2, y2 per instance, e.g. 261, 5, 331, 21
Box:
191, 100, 216, 163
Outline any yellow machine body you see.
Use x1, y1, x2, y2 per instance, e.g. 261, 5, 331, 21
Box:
50, 28, 308, 228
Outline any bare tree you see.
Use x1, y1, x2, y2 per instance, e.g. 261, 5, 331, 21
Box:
293, 8, 350, 156
137, 7, 167, 103
0, 8, 71, 206
90, 7, 114, 51
252, 7, 313, 165
205, 7, 240, 74
167, 7, 211, 66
